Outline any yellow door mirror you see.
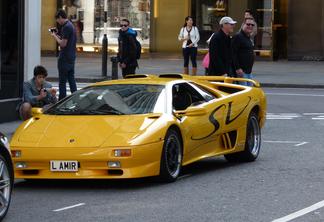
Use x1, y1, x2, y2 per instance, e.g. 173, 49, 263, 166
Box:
174, 106, 207, 117
31, 108, 43, 117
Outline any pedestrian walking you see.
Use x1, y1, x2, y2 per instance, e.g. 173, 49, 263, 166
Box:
50, 9, 77, 100
178, 16, 200, 75
232, 17, 256, 86
208, 16, 236, 76
117, 19, 139, 77
19, 66, 57, 120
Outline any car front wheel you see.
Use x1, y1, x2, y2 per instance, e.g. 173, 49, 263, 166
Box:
0, 153, 13, 220
159, 129, 182, 182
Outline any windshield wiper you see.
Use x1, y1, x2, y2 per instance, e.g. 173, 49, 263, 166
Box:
46, 107, 80, 115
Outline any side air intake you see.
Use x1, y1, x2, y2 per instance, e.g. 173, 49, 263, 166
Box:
159, 74, 183, 79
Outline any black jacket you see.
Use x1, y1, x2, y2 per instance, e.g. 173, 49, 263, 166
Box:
117, 29, 138, 67
232, 30, 255, 74
208, 29, 232, 76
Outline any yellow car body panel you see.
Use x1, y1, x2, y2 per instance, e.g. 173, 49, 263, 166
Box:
10, 74, 267, 179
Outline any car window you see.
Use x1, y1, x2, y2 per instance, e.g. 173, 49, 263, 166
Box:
172, 83, 206, 110
45, 84, 166, 115
189, 83, 217, 102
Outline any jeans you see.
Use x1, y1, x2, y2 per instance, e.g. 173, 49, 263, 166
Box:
241, 73, 253, 86
58, 58, 77, 100
182, 47, 197, 68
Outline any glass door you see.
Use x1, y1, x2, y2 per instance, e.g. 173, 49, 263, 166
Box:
192, 0, 228, 49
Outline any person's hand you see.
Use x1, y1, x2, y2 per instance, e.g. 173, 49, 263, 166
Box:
236, 69, 244, 77
49, 88, 57, 97
119, 63, 126, 69
187, 43, 193, 48
182, 36, 189, 41
37, 89, 47, 100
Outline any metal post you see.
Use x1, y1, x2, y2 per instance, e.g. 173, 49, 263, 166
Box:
111, 56, 119, 79
101, 34, 108, 77
101, 0, 108, 78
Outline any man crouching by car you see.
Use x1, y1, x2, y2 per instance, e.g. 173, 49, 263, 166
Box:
19, 65, 57, 120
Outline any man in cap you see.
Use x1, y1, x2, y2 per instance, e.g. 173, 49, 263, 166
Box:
208, 16, 236, 76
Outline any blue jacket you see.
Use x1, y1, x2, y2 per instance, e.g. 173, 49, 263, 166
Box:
23, 78, 57, 107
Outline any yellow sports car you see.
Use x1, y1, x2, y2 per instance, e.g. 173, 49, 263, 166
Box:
10, 74, 266, 182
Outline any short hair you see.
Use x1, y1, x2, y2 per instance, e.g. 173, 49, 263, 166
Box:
244, 17, 255, 24
121, 19, 130, 25
245, 9, 254, 17
55, 9, 67, 19
34, 65, 48, 77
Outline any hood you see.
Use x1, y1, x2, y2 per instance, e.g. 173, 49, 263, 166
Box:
120, 28, 137, 37
14, 114, 160, 148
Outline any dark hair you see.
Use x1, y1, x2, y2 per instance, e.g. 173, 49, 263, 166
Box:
121, 18, 130, 25
244, 17, 255, 24
55, 9, 67, 19
245, 9, 253, 17
183, 16, 195, 27
34, 65, 48, 77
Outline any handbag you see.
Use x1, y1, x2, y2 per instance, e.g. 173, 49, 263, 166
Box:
202, 52, 210, 68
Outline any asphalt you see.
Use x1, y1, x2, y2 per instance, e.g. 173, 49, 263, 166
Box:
41, 54, 324, 88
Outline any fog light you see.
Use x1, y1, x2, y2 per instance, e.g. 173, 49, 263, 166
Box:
12, 150, 22, 157
16, 162, 27, 169
113, 149, 131, 157
108, 161, 121, 168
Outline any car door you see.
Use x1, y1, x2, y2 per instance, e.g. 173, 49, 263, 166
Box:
172, 82, 224, 163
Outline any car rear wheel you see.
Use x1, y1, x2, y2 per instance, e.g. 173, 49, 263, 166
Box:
159, 129, 182, 182
0, 153, 13, 220
224, 112, 261, 162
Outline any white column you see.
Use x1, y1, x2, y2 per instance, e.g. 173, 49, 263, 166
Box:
82, 0, 95, 44
24, 0, 41, 81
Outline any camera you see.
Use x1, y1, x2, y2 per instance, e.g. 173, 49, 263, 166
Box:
48, 28, 57, 33
41, 88, 47, 93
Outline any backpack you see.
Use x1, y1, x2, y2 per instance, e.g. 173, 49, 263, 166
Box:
134, 38, 142, 60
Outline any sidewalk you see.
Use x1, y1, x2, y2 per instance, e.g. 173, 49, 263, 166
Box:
42, 55, 324, 88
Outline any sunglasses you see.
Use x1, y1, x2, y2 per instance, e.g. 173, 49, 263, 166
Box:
246, 23, 255, 27
120, 24, 128, 27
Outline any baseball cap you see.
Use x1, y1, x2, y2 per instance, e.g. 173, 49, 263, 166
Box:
219, 16, 237, 25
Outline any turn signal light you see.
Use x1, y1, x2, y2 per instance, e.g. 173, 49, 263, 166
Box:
113, 149, 131, 157
12, 150, 22, 157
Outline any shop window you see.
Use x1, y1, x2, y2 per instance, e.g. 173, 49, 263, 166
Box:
192, 0, 228, 49
60, 0, 150, 48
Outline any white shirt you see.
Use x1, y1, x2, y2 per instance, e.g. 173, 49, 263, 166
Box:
178, 26, 200, 48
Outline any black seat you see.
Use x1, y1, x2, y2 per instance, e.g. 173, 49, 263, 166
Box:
173, 91, 192, 110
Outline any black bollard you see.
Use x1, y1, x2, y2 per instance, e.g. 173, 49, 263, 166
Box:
101, 34, 108, 77
111, 56, 119, 80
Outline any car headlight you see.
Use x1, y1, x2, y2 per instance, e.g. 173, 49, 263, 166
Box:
0, 133, 10, 151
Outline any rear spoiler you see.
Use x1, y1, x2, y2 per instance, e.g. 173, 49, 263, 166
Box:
193, 76, 261, 88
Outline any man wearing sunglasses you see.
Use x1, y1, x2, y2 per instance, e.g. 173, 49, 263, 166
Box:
232, 18, 256, 85
208, 16, 236, 76
117, 19, 138, 77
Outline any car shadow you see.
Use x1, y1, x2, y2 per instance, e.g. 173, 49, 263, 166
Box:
13, 157, 251, 190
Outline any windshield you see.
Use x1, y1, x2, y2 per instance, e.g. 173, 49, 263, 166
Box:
45, 84, 166, 115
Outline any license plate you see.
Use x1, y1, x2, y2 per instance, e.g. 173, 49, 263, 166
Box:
50, 161, 78, 172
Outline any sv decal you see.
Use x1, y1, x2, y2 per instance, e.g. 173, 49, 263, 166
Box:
191, 96, 252, 141
191, 104, 225, 141
225, 96, 252, 125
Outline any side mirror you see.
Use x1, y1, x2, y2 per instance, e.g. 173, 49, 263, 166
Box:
174, 106, 207, 117
31, 107, 43, 117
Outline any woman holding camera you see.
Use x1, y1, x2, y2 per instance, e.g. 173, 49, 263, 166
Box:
178, 16, 200, 75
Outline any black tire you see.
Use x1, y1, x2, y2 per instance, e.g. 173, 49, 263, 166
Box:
224, 112, 261, 162
159, 129, 183, 182
0, 153, 13, 221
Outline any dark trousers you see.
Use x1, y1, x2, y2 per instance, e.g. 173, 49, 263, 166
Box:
122, 65, 136, 78
182, 47, 197, 68
58, 58, 77, 100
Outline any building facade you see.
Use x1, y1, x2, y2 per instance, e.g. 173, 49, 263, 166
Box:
0, 0, 41, 123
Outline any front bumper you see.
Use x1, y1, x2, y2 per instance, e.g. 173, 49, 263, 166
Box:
12, 141, 164, 179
